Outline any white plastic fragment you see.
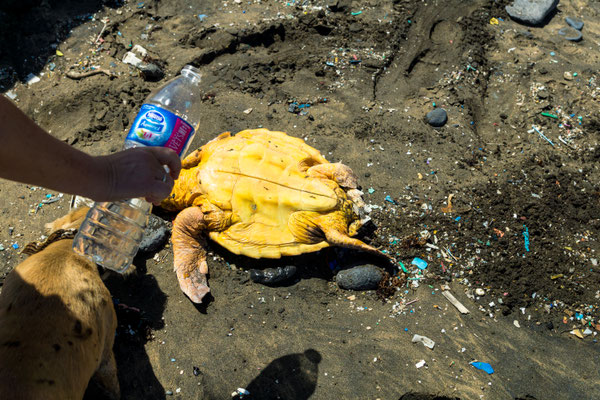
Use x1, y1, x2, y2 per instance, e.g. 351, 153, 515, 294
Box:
122, 44, 149, 67
412, 334, 435, 349
442, 291, 470, 314
513, 320, 520, 328
415, 360, 426, 368
232, 388, 250, 397
26, 73, 40, 85
475, 288, 485, 296
123, 52, 143, 67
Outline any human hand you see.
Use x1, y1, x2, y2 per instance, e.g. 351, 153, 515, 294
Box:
90, 147, 182, 204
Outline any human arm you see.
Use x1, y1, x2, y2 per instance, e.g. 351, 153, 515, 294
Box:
0, 95, 181, 204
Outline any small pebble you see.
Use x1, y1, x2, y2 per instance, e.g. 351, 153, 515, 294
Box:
426, 108, 448, 127
166, 390, 173, 396
565, 16, 584, 31
558, 26, 582, 42
563, 71, 573, 81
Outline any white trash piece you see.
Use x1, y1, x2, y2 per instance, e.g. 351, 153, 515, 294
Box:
412, 334, 435, 349
415, 359, 426, 368
122, 44, 149, 67
122, 52, 143, 67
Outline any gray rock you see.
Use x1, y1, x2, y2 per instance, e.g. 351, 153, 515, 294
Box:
565, 16, 583, 30
506, 0, 559, 26
558, 26, 583, 42
138, 214, 170, 254
249, 265, 297, 285
336, 265, 383, 291
426, 108, 448, 127
138, 63, 164, 81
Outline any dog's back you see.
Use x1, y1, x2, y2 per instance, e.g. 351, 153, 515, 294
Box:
0, 208, 119, 400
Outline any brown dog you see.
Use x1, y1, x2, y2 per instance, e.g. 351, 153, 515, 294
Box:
0, 207, 120, 400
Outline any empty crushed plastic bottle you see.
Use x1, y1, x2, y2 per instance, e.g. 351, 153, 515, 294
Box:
73, 65, 202, 272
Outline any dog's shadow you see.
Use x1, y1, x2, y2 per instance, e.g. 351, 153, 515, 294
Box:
84, 264, 167, 400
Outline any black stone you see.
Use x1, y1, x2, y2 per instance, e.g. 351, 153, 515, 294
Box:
426, 108, 448, 127
138, 214, 170, 254
335, 265, 383, 291
249, 265, 297, 285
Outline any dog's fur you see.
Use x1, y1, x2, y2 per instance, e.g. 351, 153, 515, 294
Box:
0, 207, 120, 400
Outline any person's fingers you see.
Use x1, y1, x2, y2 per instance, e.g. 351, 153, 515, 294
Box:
146, 147, 182, 180
146, 174, 175, 205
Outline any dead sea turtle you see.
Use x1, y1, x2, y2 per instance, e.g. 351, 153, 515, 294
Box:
160, 129, 388, 303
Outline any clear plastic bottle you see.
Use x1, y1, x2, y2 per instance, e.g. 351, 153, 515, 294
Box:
72, 65, 202, 272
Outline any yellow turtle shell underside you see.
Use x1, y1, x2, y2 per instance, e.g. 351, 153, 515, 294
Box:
164, 129, 355, 258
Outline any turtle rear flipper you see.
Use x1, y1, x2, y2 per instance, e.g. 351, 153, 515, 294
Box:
172, 206, 212, 303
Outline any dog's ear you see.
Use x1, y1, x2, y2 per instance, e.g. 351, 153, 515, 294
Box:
45, 207, 90, 234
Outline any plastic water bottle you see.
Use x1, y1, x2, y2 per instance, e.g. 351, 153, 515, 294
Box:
73, 65, 202, 272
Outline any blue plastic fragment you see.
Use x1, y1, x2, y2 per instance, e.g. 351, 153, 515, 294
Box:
411, 257, 428, 270
368, 187, 375, 194
384, 195, 397, 204
523, 225, 530, 252
198, 14, 207, 21
12, 243, 19, 249
471, 361, 494, 374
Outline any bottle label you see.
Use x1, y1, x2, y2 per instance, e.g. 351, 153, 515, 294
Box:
126, 104, 194, 157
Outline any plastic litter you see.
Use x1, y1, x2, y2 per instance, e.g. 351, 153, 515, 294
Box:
415, 360, 426, 368
26, 74, 40, 85
522, 225, 530, 251
232, 388, 250, 397
442, 290, 470, 314
541, 112, 558, 119
411, 257, 428, 270
412, 334, 435, 349
470, 361, 494, 374
570, 329, 584, 339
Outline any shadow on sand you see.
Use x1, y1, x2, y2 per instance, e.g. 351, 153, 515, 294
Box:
232, 349, 322, 400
